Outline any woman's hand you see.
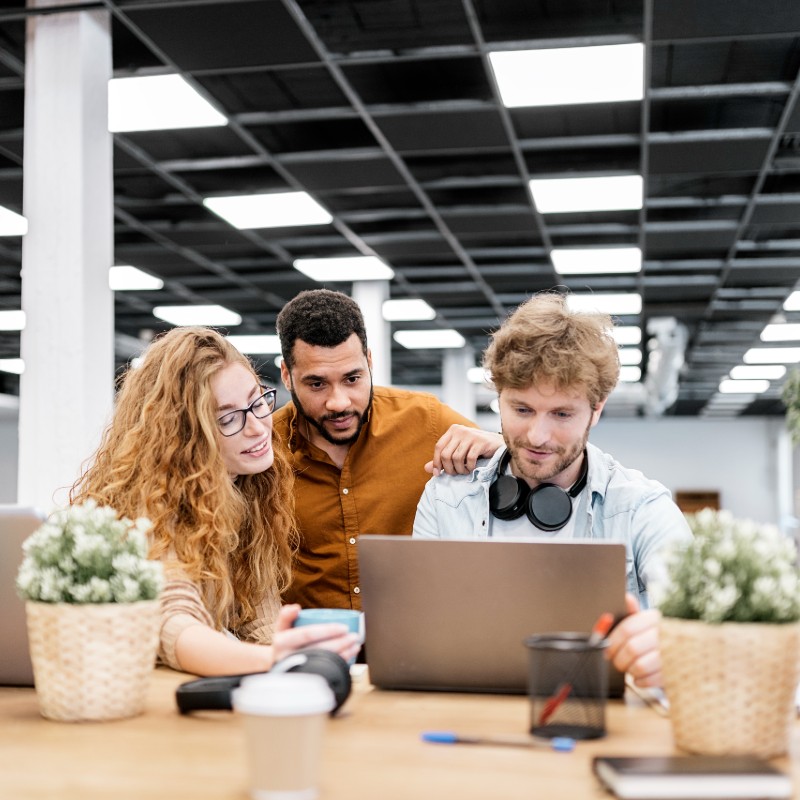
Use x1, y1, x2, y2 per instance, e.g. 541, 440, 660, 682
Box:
605, 593, 663, 687
271, 604, 362, 666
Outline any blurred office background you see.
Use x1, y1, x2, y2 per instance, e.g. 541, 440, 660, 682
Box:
0, 1, 799, 528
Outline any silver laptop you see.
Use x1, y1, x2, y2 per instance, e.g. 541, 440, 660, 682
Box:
0, 505, 46, 686
358, 536, 627, 696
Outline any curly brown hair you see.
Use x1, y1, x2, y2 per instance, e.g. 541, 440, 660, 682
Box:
70, 326, 297, 631
483, 292, 620, 408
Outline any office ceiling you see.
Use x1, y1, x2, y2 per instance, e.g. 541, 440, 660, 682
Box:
1, 0, 800, 418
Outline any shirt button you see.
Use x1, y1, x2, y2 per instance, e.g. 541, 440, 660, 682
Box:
342, 488, 349, 495
353, 586, 360, 594
349, 537, 356, 545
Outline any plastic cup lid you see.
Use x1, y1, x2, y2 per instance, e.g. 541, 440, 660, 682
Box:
232, 672, 335, 716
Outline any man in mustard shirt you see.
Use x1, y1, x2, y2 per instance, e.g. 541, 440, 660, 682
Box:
273, 289, 502, 610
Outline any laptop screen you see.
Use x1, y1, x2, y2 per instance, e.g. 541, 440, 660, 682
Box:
358, 535, 627, 695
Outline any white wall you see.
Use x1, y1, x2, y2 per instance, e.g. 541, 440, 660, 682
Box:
591, 417, 787, 526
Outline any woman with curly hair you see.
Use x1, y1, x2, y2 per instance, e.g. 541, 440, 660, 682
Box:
71, 326, 360, 675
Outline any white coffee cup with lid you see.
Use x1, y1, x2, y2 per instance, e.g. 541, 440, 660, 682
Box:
232, 672, 335, 800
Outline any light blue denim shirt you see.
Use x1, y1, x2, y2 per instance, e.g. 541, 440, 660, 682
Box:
412, 442, 693, 608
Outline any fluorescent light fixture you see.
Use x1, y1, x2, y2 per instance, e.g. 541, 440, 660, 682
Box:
551, 247, 641, 275
226, 335, 281, 354
719, 379, 769, 394
109, 265, 164, 291
382, 298, 435, 321
0, 358, 23, 374
204, 191, 332, 230
761, 323, 800, 342
618, 348, 642, 366
530, 175, 643, 213
393, 329, 465, 349
489, 398, 500, 414
619, 366, 641, 382
108, 74, 227, 132
0, 310, 25, 330
612, 326, 642, 346
783, 291, 800, 311
744, 347, 800, 364
467, 367, 489, 384
566, 293, 642, 315
153, 305, 242, 326
489, 43, 644, 108
294, 256, 393, 282
0, 205, 27, 236
729, 365, 786, 380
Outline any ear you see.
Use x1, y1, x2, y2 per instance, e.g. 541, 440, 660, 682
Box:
590, 398, 607, 428
280, 359, 291, 392
366, 348, 373, 372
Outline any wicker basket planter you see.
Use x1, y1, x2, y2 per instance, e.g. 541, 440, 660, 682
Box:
659, 617, 800, 758
26, 600, 160, 722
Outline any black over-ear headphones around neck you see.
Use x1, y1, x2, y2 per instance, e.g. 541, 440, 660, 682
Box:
488, 449, 589, 532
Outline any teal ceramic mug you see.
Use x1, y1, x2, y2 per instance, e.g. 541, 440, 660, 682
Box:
292, 608, 364, 665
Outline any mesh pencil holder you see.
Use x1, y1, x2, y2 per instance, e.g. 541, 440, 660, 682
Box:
660, 617, 800, 758
525, 633, 608, 740
26, 600, 160, 722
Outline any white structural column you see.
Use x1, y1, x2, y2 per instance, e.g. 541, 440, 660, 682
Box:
18, 2, 114, 510
352, 281, 391, 387
442, 346, 477, 421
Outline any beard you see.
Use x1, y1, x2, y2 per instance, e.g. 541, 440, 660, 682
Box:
291, 383, 374, 447
505, 417, 592, 486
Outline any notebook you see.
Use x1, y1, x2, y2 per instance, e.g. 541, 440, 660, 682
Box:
358, 535, 627, 695
0, 505, 46, 686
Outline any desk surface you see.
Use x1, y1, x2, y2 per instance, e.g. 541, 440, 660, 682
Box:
1, 668, 798, 800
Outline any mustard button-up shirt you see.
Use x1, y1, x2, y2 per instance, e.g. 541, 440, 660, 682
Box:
273, 386, 475, 610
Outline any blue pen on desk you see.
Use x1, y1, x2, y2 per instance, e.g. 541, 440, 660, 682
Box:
421, 731, 575, 752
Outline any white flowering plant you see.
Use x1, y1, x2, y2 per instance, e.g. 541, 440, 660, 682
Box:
16, 501, 163, 604
656, 508, 800, 623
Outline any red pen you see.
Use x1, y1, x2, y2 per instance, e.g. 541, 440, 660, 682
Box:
537, 612, 616, 726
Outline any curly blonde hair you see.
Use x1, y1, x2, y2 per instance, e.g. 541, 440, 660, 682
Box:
71, 326, 297, 631
484, 292, 620, 408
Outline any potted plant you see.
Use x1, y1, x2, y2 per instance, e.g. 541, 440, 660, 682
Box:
16, 500, 163, 722
655, 508, 800, 757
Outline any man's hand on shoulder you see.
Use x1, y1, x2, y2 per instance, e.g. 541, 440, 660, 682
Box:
425, 425, 504, 476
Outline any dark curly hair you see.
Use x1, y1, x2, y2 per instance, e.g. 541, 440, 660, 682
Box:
276, 289, 368, 370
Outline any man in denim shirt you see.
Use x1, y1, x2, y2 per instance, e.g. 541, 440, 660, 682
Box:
413, 292, 692, 687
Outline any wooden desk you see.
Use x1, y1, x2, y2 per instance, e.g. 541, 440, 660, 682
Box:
1, 668, 798, 799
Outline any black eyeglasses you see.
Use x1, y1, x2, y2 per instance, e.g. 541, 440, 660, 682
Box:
216, 386, 277, 436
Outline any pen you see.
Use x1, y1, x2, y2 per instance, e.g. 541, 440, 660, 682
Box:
537, 611, 616, 726
421, 731, 575, 752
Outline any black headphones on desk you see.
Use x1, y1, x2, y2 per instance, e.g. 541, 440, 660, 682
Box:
489, 449, 588, 532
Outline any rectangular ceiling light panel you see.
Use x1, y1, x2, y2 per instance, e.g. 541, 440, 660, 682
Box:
0, 205, 27, 236
204, 192, 332, 230
566, 293, 642, 315
109, 265, 164, 291
226, 335, 282, 354
761, 324, 800, 342
382, 299, 435, 321
489, 43, 644, 108
109, 74, 227, 132
153, 305, 242, 326
393, 330, 465, 349
0, 310, 25, 330
744, 347, 800, 364
530, 175, 643, 213
293, 256, 394, 282
552, 247, 642, 275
